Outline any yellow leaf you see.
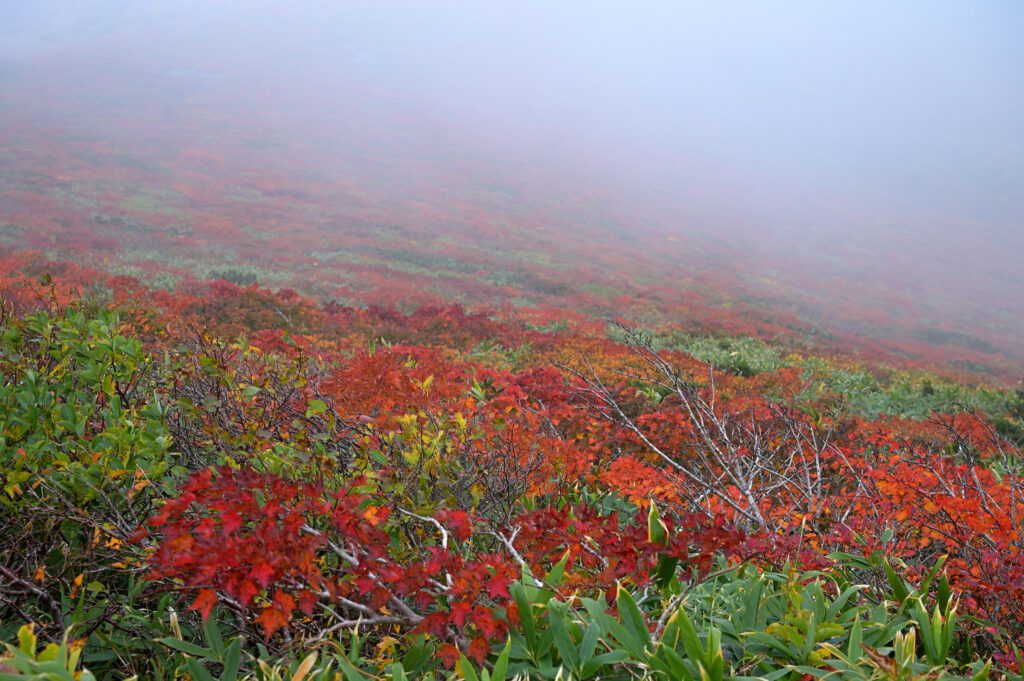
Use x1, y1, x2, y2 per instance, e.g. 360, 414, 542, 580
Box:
128, 473, 150, 499
70, 573, 84, 599
17, 623, 36, 655
292, 652, 318, 681
34, 566, 45, 582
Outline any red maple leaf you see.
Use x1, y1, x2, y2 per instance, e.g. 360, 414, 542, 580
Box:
273, 590, 296, 616
421, 612, 448, 638
234, 579, 260, 607
189, 589, 218, 622
471, 608, 506, 640
437, 643, 461, 669
220, 510, 243, 533
297, 590, 319, 616
467, 635, 491, 664
250, 561, 276, 587
448, 600, 473, 628
487, 575, 512, 600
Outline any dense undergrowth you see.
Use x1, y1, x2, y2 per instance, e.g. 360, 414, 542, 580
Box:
2, 272, 1024, 680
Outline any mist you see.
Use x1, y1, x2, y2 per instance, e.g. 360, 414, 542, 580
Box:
2, 1, 1023, 366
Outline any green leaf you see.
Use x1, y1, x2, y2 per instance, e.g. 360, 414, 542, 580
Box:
676, 610, 706, 668
545, 550, 571, 590
511, 582, 537, 651
221, 638, 241, 681
17, 624, 36, 655
202, 611, 225, 656
655, 554, 680, 590
846, 619, 863, 660
459, 656, 481, 681
155, 637, 214, 658
336, 657, 368, 681
549, 611, 580, 674
883, 561, 910, 604
616, 586, 652, 651
582, 599, 646, 659
648, 502, 668, 545
650, 643, 693, 681
491, 638, 512, 681
305, 400, 328, 418
579, 622, 600, 667
185, 657, 216, 681
746, 632, 798, 663
581, 650, 629, 677
826, 585, 866, 621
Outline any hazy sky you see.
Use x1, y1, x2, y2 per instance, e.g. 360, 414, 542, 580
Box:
8, 1, 1024, 232
3, 1, 1021, 228
2, 1, 1023, 342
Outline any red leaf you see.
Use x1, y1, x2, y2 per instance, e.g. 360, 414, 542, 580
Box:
273, 590, 296, 616
467, 635, 490, 664
367, 587, 391, 610
438, 643, 461, 669
448, 600, 473, 628
354, 576, 377, 595
298, 590, 318, 616
473, 610, 506, 640
421, 612, 448, 638
487, 576, 512, 600
250, 561, 276, 587
437, 509, 473, 540
190, 589, 218, 622
220, 510, 243, 533
234, 580, 260, 608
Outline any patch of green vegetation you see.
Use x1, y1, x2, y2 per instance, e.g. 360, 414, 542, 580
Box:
913, 328, 1005, 355
580, 282, 628, 298
309, 246, 478, 281
797, 359, 1011, 419
526, 318, 570, 333
615, 326, 1017, 419
477, 269, 521, 287
91, 213, 191, 236
227, 187, 266, 203
640, 328, 787, 377
466, 340, 536, 371
0, 221, 25, 246
106, 263, 181, 291
507, 248, 570, 270
372, 248, 481, 275
121, 247, 199, 267
948, 359, 999, 377
208, 266, 260, 286
117, 188, 186, 217
681, 335, 784, 377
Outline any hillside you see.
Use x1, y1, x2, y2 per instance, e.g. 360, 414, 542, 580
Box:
1, 254, 1024, 678
1, 40, 1022, 383
3, 8, 1024, 679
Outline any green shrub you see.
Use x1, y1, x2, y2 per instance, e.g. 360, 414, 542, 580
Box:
0, 306, 179, 652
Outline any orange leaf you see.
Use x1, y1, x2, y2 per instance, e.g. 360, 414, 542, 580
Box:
255, 605, 289, 640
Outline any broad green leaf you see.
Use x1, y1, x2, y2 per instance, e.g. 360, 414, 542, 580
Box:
155, 637, 213, 658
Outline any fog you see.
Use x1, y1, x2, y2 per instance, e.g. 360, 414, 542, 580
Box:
2, 1, 1023, 363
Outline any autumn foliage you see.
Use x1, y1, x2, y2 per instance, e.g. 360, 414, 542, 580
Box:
2, 261, 1024, 678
